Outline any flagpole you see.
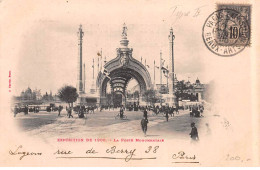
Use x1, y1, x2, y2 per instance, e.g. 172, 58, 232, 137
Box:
160, 50, 162, 86
145, 59, 146, 67
93, 58, 94, 80
154, 60, 155, 87
100, 48, 103, 72
84, 63, 86, 93
166, 65, 169, 88
98, 56, 99, 75
160, 50, 162, 106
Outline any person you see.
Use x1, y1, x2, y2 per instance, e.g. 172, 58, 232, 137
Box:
156, 105, 159, 115
189, 106, 193, 117
141, 116, 149, 136
119, 105, 124, 119
78, 106, 84, 118
24, 105, 29, 115
165, 107, 169, 121
82, 105, 86, 114
170, 106, 174, 117
200, 105, 204, 114
189, 122, 199, 141
58, 105, 62, 116
143, 108, 148, 119
195, 107, 200, 117
68, 107, 73, 118
175, 106, 179, 114
14, 105, 18, 117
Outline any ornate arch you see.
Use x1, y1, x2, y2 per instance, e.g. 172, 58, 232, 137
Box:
96, 24, 152, 104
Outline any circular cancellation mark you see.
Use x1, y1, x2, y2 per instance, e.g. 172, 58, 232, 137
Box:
202, 9, 250, 57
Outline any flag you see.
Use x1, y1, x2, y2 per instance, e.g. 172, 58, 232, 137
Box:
146, 65, 150, 68
97, 51, 101, 56
103, 69, 111, 80
156, 66, 159, 69
161, 66, 169, 74
162, 59, 165, 66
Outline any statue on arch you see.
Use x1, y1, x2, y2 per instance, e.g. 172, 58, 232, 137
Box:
122, 23, 128, 38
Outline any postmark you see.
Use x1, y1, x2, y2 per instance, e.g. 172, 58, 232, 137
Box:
202, 5, 251, 57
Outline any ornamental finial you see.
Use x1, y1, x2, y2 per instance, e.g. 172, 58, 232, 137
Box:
122, 23, 128, 38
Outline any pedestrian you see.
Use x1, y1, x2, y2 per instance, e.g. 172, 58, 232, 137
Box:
170, 106, 174, 117
189, 106, 193, 117
189, 122, 199, 142
14, 105, 18, 117
165, 108, 169, 122
68, 107, 73, 118
143, 108, 148, 119
58, 105, 62, 116
141, 116, 149, 136
175, 106, 179, 115
24, 105, 29, 115
119, 105, 124, 119
78, 106, 85, 118
82, 105, 86, 114
200, 106, 204, 114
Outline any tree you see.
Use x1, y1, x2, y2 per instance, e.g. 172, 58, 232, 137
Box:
175, 80, 189, 93
175, 81, 196, 101
143, 89, 159, 104
57, 85, 78, 107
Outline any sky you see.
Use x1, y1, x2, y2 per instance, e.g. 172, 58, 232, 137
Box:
2, 0, 221, 95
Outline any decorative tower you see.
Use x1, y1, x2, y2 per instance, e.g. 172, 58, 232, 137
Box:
77, 25, 84, 94
167, 27, 177, 107
116, 23, 133, 69
83, 63, 86, 93
117, 23, 132, 106
90, 58, 96, 94
120, 23, 129, 47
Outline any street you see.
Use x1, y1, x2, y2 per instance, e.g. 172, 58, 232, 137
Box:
14, 108, 215, 142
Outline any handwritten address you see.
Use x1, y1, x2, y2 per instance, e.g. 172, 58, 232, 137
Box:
9, 145, 42, 160
8, 145, 201, 163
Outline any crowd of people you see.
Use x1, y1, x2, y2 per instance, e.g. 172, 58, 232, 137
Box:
13, 102, 203, 141
189, 105, 204, 117
138, 105, 202, 140
12, 105, 40, 117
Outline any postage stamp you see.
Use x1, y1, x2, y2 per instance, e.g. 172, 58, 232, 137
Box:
202, 4, 251, 56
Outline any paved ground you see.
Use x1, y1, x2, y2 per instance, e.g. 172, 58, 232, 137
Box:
14, 108, 217, 142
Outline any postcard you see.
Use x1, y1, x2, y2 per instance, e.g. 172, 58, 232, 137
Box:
0, 0, 259, 167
